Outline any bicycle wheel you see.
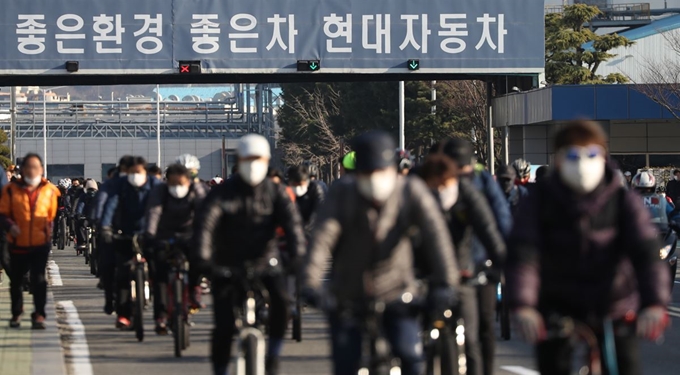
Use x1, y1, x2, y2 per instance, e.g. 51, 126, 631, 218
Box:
426, 329, 455, 375
173, 278, 183, 357
134, 265, 145, 342
292, 278, 302, 342
58, 218, 66, 250
500, 282, 511, 341
183, 321, 191, 349
242, 334, 262, 375
89, 239, 97, 276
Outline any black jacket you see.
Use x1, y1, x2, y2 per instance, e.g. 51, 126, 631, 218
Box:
666, 179, 680, 206
194, 176, 305, 270
446, 179, 506, 277
295, 181, 325, 235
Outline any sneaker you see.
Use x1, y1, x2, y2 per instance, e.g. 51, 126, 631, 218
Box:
9, 315, 21, 328
116, 316, 132, 330
31, 313, 46, 330
155, 319, 169, 335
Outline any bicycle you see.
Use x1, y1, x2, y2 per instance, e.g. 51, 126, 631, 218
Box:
114, 233, 150, 342
214, 262, 277, 375
496, 274, 511, 341
84, 223, 97, 276
56, 208, 68, 250
424, 306, 466, 375
162, 238, 192, 357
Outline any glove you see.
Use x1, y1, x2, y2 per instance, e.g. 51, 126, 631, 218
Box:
636, 306, 669, 341
299, 286, 320, 309
100, 227, 113, 244
514, 307, 546, 344
428, 287, 458, 316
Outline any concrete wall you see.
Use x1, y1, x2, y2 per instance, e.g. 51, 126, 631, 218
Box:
15, 138, 243, 181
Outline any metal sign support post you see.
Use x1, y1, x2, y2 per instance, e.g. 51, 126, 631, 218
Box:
156, 84, 161, 166
10, 87, 16, 164
399, 81, 405, 150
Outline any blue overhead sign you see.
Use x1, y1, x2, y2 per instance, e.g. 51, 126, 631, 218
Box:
1, 0, 545, 75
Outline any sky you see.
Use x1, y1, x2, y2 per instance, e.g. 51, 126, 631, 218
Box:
545, 0, 680, 7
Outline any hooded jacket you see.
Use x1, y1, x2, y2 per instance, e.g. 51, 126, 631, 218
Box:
506, 166, 670, 320
304, 176, 459, 306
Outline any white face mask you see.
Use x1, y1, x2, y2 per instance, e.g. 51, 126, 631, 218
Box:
127, 173, 147, 188
238, 160, 269, 186
439, 182, 459, 211
23, 175, 41, 187
357, 168, 398, 204
558, 148, 606, 194
168, 184, 190, 199
294, 184, 309, 197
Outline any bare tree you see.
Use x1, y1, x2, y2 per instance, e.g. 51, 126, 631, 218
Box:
636, 30, 680, 118
438, 81, 503, 166
279, 86, 349, 180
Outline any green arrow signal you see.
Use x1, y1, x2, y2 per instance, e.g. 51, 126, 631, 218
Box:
409, 61, 419, 70
309, 62, 319, 71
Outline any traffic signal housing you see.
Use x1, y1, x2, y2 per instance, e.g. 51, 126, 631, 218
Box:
297, 60, 321, 72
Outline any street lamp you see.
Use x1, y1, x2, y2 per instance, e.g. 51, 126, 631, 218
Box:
41, 86, 67, 178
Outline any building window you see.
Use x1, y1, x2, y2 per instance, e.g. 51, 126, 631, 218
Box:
610, 154, 646, 174
649, 155, 680, 169
48, 164, 84, 181
101, 163, 116, 181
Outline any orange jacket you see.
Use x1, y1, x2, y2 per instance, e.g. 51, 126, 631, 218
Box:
0, 179, 60, 249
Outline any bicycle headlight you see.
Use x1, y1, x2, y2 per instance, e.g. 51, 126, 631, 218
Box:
660, 244, 672, 260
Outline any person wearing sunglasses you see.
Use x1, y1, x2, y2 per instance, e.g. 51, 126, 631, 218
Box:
505, 120, 671, 375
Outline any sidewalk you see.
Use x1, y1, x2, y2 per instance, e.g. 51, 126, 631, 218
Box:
0, 283, 67, 375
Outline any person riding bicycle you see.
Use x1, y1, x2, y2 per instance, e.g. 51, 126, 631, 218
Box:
94, 156, 135, 315
145, 163, 208, 334
287, 164, 325, 238
496, 164, 528, 215
75, 179, 99, 252
512, 158, 531, 186
194, 134, 305, 375
53, 178, 72, 246
303, 131, 459, 375
631, 170, 678, 223
418, 138, 506, 375
396, 148, 413, 176
303, 161, 328, 194
506, 120, 671, 375
100, 156, 160, 329
0, 153, 60, 329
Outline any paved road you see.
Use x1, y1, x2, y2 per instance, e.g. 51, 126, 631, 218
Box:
37, 247, 680, 375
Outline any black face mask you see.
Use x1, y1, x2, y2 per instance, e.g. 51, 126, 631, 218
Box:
499, 178, 514, 195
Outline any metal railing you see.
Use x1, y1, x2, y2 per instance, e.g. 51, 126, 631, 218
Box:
0, 100, 276, 139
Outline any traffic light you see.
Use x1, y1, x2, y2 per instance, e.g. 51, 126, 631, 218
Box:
178, 61, 201, 74
297, 60, 321, 72
407, 59, 420, 71
65, 61, 79, 72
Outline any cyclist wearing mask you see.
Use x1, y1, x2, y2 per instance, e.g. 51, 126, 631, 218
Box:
53, 179, 72, 246
303, 131, 459, 375
94, 155, 135, 315
145, 164, 208, 334
75, 179, 99, 252
194, 134, 305, 375
496, 164, 528, 214
100, 156, 160, 329
0, 153, 60, 329
419, 138, 506, 375
287, 165, 325, 237
506, 120, 670, 375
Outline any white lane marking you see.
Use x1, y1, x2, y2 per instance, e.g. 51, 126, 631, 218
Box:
501, 366, 540, 375
669, 311, 680, 319
56, 300, 93, 375
47, 260, 63, 286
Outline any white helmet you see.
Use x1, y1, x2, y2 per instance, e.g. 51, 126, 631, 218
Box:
58, 178, 71, 189
210, 176, 224, 186
632, 170, 656, 189
175, 154, 201, 171
238, 134, 271, 159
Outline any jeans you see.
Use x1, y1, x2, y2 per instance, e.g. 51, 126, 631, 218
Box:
147, 246, 169, 320
476, 283, 497, 375
329, 305, 423, 375
536, 320, 640, 375
211, 273, 290, 374
8, 246, 50, 318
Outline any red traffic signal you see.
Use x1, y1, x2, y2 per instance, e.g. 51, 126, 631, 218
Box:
178, 61, 201, 74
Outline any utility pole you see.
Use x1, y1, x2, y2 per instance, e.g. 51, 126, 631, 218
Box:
10, 87, 17, 164
431, 81, 437, 115
399, 81, 405, 149
156, 84, 161, 166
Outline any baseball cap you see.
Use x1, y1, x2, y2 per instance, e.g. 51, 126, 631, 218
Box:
352, 131, 397, 172
238, 134, 271, 158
